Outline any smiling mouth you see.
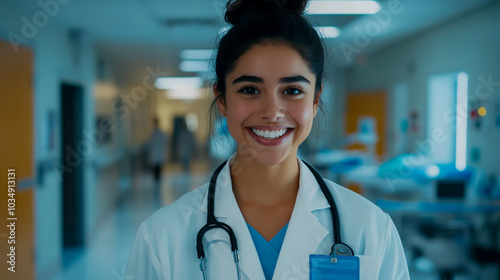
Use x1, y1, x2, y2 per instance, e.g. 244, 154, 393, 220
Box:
250, 128, 293, 140
251, 128, 289, 139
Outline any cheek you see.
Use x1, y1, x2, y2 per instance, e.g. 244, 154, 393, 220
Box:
224, 97, 254, 136
226, 97, 250, 122
290, 102, 315, 129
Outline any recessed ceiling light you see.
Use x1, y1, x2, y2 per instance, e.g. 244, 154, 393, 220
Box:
165, 88, 205, 100
308, 1, 381, 15
180, 49, 214, 60
180, 61, 211, 72
155, 77, 203, 89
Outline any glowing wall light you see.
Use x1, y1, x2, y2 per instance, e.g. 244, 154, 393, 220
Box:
455, 72, 468, 171
478, 107, 487, 117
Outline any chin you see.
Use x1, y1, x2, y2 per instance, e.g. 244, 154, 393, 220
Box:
247, 148, 294, 167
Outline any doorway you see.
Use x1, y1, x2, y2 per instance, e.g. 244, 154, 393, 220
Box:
60, 83, 85, 263
345, 91, 387, 158
0, 39, 35, 280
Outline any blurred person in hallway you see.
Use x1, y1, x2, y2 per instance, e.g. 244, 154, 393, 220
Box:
147, 117, 168, 193
177, 118, 197, 173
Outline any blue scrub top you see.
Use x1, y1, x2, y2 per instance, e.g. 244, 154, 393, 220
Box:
247, 223, 289, 280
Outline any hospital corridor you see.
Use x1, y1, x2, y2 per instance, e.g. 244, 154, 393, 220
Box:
1, 0, 500, 279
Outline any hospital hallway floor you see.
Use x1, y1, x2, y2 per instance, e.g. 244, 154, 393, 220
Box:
52, 160, 212, 280
50, 159, 469, 280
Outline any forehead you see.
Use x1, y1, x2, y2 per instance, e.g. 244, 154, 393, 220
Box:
228, 43, 315, 81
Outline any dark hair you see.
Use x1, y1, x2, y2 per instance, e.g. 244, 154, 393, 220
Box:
209, 0, 325, 134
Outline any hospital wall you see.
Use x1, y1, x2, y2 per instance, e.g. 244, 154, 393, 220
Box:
323, 66, 349, 150
0, 6, 128, 279
343, 2, 500, 176
34, 24, 94, 279
105, 64, 165, 148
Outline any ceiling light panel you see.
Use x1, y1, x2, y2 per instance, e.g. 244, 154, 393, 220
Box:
155, 77, 203, 89
308, 1, 382, 15
180, 49, 214, 60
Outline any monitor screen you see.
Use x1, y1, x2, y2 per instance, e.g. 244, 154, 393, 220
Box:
436, 179, 466, 200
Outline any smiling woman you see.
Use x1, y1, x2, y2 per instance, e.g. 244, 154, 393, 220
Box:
126, 0, 410, 279
218, 43, 320, 167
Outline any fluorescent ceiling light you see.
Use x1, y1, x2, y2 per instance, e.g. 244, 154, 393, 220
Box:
165, 88, 205, 100
180, 60, 211, 72
314, 26, 341, 38
155, 77, 203, 89
180, 49, 214, 60
308, 1, 381, 15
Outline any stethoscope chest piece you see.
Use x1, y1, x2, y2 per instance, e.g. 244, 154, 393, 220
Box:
331, 242, 354, 257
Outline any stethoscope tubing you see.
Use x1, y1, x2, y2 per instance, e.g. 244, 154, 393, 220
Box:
196, 159, 353, 279
301, 160, 345, 254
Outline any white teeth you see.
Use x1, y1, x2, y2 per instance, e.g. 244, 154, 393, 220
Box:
251, 128, 287, 139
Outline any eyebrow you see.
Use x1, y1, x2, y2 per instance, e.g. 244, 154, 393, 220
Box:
232, 75, 263, 84
232, 75, 311, 85
280, 76, 311, 84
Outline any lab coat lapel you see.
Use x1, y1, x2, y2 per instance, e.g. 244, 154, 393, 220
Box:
273, 159, 330, 280
200, 158, 266, 280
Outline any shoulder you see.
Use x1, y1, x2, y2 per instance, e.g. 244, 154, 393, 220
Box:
140, 183, 209, 239
323, 179, 400, 255
324, 178, 390, 226
128, 184, 210, 278
316, 181, 409, 276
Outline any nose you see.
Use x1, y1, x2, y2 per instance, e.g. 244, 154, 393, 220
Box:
258, 92, 285, 121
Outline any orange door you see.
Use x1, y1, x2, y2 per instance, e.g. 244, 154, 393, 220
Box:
0, 40, 35, 280
345, 91, 387, 158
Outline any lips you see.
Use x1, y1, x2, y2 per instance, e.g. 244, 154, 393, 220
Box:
251, 128, 287, 139
246, 126, 294, 146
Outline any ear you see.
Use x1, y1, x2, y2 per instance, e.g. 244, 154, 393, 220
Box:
313, 85, 323, 118
213, 84, 226, 116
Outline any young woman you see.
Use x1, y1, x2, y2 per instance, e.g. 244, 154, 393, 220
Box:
126, 0, 410, 279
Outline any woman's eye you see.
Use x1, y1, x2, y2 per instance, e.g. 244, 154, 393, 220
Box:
284, 87, 303, 96
239, 87, 259, 95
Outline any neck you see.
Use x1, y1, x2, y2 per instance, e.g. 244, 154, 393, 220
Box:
230, 150, 300, 207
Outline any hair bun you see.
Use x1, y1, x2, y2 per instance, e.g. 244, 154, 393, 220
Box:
225, 0, 308, 26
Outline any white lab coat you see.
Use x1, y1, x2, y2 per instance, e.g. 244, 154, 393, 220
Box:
126, 155, 410, 280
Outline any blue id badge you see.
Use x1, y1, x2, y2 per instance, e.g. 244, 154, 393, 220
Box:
309, 254, 360, 280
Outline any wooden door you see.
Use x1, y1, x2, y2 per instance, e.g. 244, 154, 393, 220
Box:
345, 91, 387, 158
0, 40, 35, 280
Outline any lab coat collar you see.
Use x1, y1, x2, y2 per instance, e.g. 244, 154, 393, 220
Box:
199, 154, 237, 219
272, 157, 330, 279
296, 157, 331, 212
199, 154, 332, 280
199, 155, 331, 216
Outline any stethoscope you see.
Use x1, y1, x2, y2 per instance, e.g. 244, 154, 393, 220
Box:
196, 159, 354, 279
